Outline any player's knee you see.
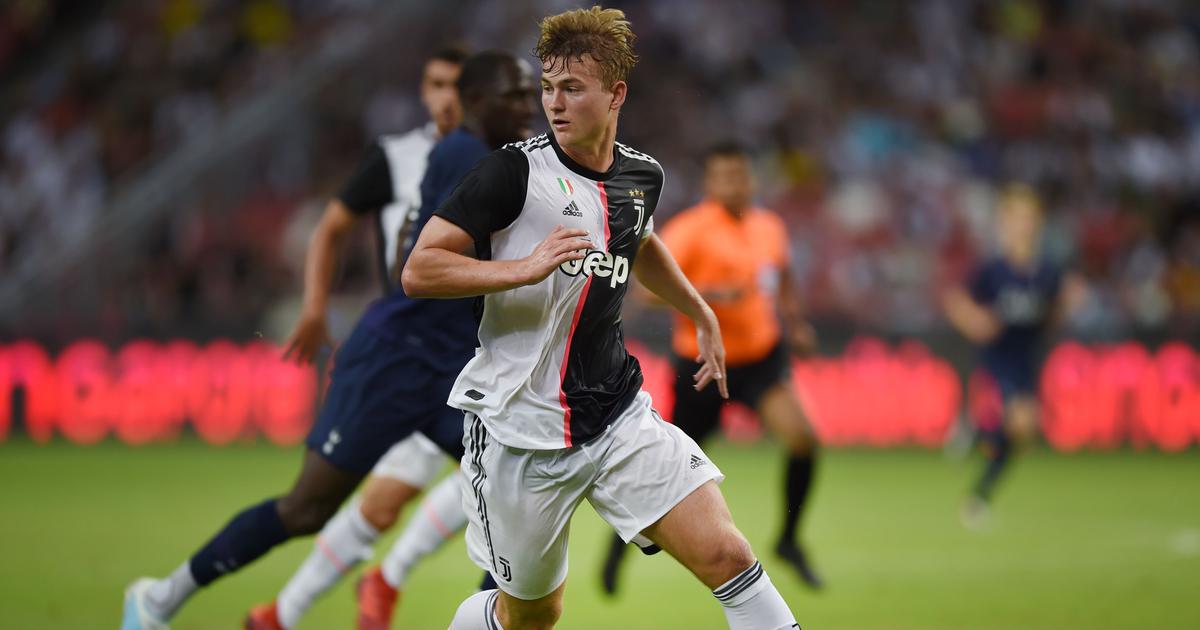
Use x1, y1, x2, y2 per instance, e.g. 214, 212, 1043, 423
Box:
359, 498, 400, 531
276, 495, 340, 536
786, 429, 818, 457
700, 529, 756, 586
359, 478, 420, 532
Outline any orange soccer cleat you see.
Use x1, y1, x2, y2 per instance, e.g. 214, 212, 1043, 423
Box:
244, 601, 285, 630
356, 566, 399, 630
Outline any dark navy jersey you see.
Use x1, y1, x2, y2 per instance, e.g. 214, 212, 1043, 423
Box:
352, 128, 491, 371
969, 256, 1062, 380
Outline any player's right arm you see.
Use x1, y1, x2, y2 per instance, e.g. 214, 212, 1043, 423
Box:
402, 219, 590, 298
284, 144, 393, 363
942, 265, 1001, 345
943, 287, 1000, 344
284, 200, 358, 363
403, 149, 591, 298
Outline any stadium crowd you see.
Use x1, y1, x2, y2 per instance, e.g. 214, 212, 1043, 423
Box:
2, 0, 1198, 342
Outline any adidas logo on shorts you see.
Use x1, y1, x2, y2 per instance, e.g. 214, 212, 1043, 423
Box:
689, 454, 708, 469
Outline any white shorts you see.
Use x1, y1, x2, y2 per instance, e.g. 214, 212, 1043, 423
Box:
370, 433, 448, 488
460, 390, 724, 600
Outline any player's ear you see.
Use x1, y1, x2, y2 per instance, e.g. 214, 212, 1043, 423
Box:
609, 81, 627, 111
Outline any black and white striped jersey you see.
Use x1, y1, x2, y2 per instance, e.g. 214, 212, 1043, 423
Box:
337, 123, 437, 292
436, 132, 664, 449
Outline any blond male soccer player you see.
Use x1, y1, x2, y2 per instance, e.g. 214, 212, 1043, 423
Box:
943, 184, 1082, 527
404, 7, 800, 630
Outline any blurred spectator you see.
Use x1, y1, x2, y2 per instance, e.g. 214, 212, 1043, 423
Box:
2, 0, 1198, 342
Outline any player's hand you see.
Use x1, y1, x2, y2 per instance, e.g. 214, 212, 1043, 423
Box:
788, 321, 818, 357
520, 225, 593, 285
693, 314, 729, 399
283, 311, 334, 364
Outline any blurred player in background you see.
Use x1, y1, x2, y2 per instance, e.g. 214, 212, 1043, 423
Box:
246, 46, 466, 630
121, 49, 537, 630
943, 184, 1082, 527
241, 46, 486, 630
600, 141, 824, 594
342, 50, 537, 630
406, 7, 800, 629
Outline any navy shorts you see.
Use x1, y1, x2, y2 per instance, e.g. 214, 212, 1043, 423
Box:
985, 364, 1037, 403
305, 323, 467, 474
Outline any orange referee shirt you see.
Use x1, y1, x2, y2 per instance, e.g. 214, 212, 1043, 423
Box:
662, 200, 790, 366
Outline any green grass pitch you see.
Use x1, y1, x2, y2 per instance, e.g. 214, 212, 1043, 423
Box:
1, 439, 1198, 629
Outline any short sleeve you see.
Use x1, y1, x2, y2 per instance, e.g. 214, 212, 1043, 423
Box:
435, 148, 529, 243
337, 144, 394, 213
640, 216, 655, 241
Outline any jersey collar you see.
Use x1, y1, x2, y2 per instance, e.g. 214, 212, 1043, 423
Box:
548, 132, 620, 181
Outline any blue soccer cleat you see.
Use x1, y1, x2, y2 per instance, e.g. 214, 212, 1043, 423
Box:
121, 578, 169, 630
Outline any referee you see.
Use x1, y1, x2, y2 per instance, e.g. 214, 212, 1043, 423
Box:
602, 141, 824, 593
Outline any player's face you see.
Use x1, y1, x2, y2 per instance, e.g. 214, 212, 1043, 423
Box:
540, 55, 625, 150
999, 197, 1043, 262
477, 60, 537, 147
421, 59, 463, 135
704, 154, 754, 212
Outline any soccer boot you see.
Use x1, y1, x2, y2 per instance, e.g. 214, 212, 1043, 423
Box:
121, 578, 170, 630
356, 566, 399, 630
244, 602, 284, 630
775, 540, 825, 590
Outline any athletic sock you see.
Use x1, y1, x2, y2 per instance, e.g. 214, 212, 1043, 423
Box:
713, 561, 799, 630
381, 474, 466, 589
780, 454, 815, 545
188, 498, 290, 587
143, 562, 198, 620
276, 497, 380, 628
974, 430, 1012, 502
449, 589, 504, 630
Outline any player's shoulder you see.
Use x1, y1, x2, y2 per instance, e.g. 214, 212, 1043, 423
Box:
972, 256, 1008, 282
615, 141, 665, 181
504, 133, 552, 156
1036, 258, 1065, 285
430, 129, 488, 161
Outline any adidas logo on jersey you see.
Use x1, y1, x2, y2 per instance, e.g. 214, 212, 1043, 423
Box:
562, 200, 583, 217
560, 250, 630, 288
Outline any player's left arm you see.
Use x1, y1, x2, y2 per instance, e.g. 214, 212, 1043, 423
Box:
634, 233, 729, 398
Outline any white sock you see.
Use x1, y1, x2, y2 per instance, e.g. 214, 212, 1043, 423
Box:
144, 562, 197, 620
276, 498, 380, 629
381, 474, 466, 589
449, 589, 504, 630
713, 561, 799, 630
